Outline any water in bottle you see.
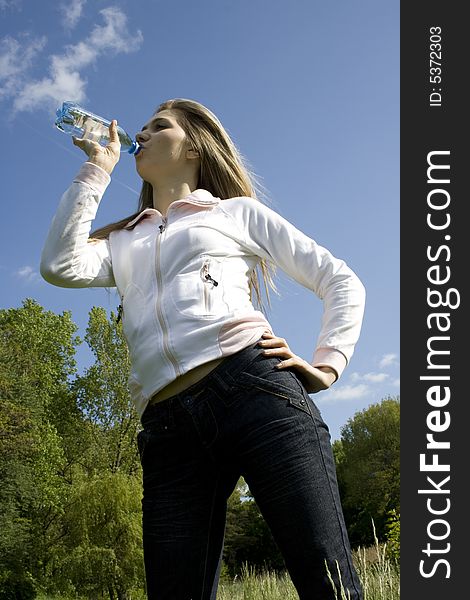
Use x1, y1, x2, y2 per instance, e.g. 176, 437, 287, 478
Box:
55, 101, 141, 155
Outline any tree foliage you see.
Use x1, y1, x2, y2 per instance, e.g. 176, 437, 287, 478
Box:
0, 301, 143, 599
224, 478, 285, 578
385, 508, 400, 563
53, 471, 144, 599
72, 307, 141, 476
0, 299, 79, 597
334, 396, 400, 546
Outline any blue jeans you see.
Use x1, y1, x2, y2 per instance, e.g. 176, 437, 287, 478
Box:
138, 338, 363, 599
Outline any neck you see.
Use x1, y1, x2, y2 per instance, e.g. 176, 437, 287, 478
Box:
151, 184, 193, 216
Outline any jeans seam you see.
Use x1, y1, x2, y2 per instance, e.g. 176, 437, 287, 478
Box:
313, 419, 362, 596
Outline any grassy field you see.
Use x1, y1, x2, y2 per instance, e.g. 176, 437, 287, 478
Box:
37, 542, 399, 600
217, 543, 399, 600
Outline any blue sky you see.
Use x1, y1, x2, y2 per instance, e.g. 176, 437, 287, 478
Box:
0, 0, 399, 441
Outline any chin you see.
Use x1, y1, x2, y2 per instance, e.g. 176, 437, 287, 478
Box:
135, 162, 147, 178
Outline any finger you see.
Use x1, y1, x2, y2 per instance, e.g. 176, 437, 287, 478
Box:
274, 357, 298, 369
265, 335, 287, 347
108, 119, 119, 143
259, 339, 289, 352
258, 338, 279, 348
72, 137, 92, 155
72, 136, 98, 154
262, 348, 293, 359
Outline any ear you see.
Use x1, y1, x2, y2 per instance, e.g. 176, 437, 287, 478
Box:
186, 148, 200, 160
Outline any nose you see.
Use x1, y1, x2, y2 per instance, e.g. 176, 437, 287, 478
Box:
135, 131, 148, 144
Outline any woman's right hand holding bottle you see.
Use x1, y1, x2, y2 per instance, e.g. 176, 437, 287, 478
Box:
72, 120, 121, 175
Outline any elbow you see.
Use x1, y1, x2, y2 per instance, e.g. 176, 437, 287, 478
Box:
352, 273, 366, 309
40, 255, 74, 287
357, 275, 366, 301
40, 252, 53, 283
40, 258, 61, 286
40, 256, 94, 288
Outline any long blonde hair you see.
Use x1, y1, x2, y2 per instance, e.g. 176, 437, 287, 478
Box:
90, 98, 278, 313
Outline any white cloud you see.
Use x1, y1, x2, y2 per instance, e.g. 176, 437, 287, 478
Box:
379, 353, 399, 369
392, 378, 400, 387
364, 372, 389, 383
88, 7, 143, 54
16, 265, 40, 282
0, 34, 47, 100
1, 7, 143, 114
350, 371, 390, 384
319, 383, 370, 403
60, 0, 86, 30
0, 0, 22, 11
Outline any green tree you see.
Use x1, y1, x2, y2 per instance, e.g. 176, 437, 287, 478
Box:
0, 299, 80, 597
72, 307, 141, 476
223, 478, 285, 578
45, 307, 145, 599
53, 471, 144, 600
385, 508, 400, 563
0, 301, 145, 598
334, 396, 400, 546
39, 307, 145, 599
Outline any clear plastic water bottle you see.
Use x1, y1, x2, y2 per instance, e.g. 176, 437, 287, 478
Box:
55, 101, 141, 155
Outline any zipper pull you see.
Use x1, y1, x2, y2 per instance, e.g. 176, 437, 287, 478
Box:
116, 304, 123, 323
159, 216, 168, 233
205, 273, 219, 287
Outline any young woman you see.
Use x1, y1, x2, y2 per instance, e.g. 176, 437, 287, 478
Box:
41, 98, 366, 600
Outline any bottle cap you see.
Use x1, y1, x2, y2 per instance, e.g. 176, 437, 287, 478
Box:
129, 141, 141, 155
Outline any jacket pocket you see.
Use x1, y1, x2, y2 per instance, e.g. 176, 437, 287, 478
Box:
170, 255, 228, 318
200, 255, 224, 315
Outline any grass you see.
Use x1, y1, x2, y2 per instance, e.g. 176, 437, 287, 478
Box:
37, 535, 399, 600
217, 540, 399, 600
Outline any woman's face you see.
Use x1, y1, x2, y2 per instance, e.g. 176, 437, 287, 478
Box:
134, 109, 195, 183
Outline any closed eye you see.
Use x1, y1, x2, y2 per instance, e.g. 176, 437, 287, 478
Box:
141, 118, 170, 132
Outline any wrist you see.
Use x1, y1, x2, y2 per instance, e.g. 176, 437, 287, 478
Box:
74, 162, 111, 195
88, 160, 115, 175
316, 366, 338, 384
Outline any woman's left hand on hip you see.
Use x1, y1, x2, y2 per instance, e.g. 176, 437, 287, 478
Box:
257, 332, 337, 394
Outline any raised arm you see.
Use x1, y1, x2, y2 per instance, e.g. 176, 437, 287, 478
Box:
40, 163, 116, 287
40, 120, 121, 288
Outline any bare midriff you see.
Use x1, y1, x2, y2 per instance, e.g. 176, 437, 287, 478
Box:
148, 356, 226, 405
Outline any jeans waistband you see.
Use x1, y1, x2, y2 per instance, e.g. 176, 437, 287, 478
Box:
142, 337, 265, 420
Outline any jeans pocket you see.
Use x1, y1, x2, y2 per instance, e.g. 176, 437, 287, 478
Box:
237, 364, 313, 417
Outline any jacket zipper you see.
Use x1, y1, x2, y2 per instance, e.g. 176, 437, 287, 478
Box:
204, 273, 219, 286
201, 261, 219, 313
156, 216, 182, 377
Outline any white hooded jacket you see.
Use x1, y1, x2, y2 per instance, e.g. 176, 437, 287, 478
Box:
41, 162, 366, 417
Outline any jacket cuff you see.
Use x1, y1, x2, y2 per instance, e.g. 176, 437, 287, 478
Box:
312, 348, 348, 381
73, 162, 111, 197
